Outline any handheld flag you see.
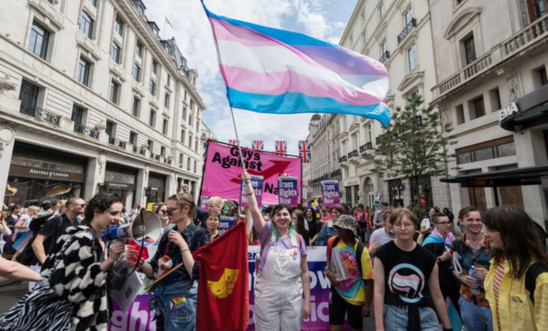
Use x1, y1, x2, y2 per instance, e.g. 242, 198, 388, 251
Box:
252, 140, 264, 151
202, 3, 391, 126
192, 222, 249, 331
298, 140, 311, 163
275, 140, 287, 155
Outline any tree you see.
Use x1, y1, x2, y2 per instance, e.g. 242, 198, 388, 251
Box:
372, 94, 457, 212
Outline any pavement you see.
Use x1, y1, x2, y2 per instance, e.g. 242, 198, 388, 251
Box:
0, 279, 28, 315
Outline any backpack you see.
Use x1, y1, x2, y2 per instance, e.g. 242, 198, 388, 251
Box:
16, 213, 61, 266
525, 263, 548, 303
332, 236, 365, 279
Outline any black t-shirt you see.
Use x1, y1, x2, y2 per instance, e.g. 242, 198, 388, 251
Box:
36, 214, 75, 265
306, 219, 319, 239
375, 240, 437, 307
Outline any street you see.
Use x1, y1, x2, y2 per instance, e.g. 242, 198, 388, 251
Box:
0, 280, 28, 315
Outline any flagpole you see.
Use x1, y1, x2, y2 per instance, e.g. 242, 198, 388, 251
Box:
229, 107, 247, 172
162, 18, 166, 40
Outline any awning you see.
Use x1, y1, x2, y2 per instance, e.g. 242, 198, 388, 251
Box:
440, 165, 548, 187
499, 84, 548, 132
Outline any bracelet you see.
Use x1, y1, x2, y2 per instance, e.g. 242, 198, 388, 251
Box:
182, 249, 190, 253
458, 273, 464, 282
246, 192, 253, 196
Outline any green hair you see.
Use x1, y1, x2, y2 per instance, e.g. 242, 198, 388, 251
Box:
270, 204, 297, 244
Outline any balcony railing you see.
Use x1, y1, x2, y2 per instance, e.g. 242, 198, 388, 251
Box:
339, 155, 348, 163
109, 137, 127, 149
434, 15, 548, 100
379, 51, 390, 63
331, 169, 341, 178
20, 106, 61, 126
348, 150, 358, 159
74, 125, 99, 139
398, 18, 417, 44
359, 142, 373, 153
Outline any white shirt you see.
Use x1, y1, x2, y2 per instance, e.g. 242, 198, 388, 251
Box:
369, 228, 395, 247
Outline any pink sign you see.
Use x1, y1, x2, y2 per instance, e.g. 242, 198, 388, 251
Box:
201, 142, 302, 205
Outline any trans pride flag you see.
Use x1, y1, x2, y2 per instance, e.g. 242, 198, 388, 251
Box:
202, 3, 391, 126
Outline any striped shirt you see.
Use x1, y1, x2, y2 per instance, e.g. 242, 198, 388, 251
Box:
493, 257, 505, 330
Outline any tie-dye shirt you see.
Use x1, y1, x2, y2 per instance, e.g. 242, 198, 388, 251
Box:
327, 237, 374, 305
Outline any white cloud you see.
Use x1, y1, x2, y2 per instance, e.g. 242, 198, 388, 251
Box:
144, 0, 349, 155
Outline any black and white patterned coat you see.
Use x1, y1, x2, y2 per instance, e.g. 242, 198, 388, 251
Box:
43, 225, 109, 331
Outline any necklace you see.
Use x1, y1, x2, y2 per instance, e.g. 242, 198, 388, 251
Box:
466, 237, 484, 252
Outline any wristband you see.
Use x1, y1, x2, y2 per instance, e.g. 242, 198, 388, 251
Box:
182, 249, 190, 253
458, 273, 464, 282
443, 328, 453, 331
246, 193, 253, 196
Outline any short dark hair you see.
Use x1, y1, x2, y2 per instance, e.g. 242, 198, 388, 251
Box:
82, 193, 122, 226
66, 197, 82, 209
207, 211, 221, 220
458, 206, 478, 221
431, 212, 448, 224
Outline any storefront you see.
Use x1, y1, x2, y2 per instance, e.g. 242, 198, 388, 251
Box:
410, 175, 433, 209
146, 172, 166, 203
5, 142, 87, 206
343, 177, 359, 206
388, 179, 404, 207
99, 163, 138, 208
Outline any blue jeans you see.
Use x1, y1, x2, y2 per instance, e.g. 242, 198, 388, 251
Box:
383, 305, 439, 331
150, 280, 198, 331
458, 296, 493, 331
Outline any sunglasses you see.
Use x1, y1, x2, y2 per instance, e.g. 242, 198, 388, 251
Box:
165, 208, 179, 216
80, 204, 86, 208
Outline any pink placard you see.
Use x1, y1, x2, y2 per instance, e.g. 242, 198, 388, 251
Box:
201, 142, 301, 205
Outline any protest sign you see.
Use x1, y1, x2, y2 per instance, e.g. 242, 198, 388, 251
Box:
219, 216, 235, 235
201, 141, 301, 205
201, 196, 210, 209
278, 176, 299, 207
321, 180, 340, 207
240, 175, 264, 208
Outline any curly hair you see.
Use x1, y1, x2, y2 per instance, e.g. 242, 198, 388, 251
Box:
82, 193, 122, 226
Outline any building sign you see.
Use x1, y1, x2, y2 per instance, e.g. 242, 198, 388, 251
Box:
343, 178, 359, 186
499, 102, 520, 123
9, 165, 85, 182
105, 182, 136, 190
463, 177, 542, 187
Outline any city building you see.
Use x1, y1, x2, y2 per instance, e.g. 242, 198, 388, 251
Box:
0, 0, 207, 209
429, 0, 548, 225
308, 114, 342, 200
334, 0, 449, 208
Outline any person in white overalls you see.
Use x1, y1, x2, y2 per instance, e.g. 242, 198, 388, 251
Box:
243, 172, 311, 331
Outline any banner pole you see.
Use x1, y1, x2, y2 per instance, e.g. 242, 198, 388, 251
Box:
229, 107, 247, 172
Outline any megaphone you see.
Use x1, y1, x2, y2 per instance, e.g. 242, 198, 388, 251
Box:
101, 210, 162, 247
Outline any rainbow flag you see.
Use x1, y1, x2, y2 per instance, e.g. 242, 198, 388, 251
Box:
202, 2, 391, 126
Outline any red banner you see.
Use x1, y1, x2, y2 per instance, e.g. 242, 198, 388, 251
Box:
192, 222, 249, 331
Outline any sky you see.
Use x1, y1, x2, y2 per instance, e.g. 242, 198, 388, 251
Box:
144, 0, 358, 155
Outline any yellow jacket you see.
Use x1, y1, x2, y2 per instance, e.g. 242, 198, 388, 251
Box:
485, 258, 548, 331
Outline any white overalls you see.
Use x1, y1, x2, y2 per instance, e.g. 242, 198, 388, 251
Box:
254, 237, 303, 331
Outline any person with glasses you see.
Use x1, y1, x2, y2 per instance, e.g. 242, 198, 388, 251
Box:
450, 206, 492, 331
31, 197, 86, 272
374, 208, 452, 331
422, 212, 462, 330
139, 193, 209, 331
155, 204, 170, 229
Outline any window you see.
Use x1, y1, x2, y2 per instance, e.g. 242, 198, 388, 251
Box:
368, 124, 372, 142
407, 44, 418, 71
362, 32, 367, 47
489, 88, 502, 111
179, 153, 183, 165
162, 119, 168, 134
182, 107, 187, 120
149, 110, 156, 127
471, 96, 485, 119
194, 160, 197, 173
88, 0, 97, 6
378, 3, 385, 20
109, 80, 119, 104
526, 0, 547, 22
114, 16, 124, 36
180, 129, 185, 143
133, 63, 141, 81
71, 104, 83, 131
111, 42, 121, 63
80, 11, 94, 39
463, 35, 476, 65
77, 57, 91, 86
187, 157, 191, 171
381, 40, 387, 56
164, 93, 170, 108
148, 139, 153, 151
456, 104, 465, 125
132, 98, 140, 117
137, 4, 145, 15
152, 60, 157, 74
360, 12, 366, 25
19, 80, 39, 113
195, 139, 198, 152
190, 100, 194, 111
160, 146, 165, 156
129, 131, 136, 145
149, 81, 156, 95
105, 120, 114, 137
189, 115, 192, 126
167, 75, 171, 87
135, 40, 143, 58
533, 66, 548, 88
404, 7, 413, 26
28, 21, 50, 59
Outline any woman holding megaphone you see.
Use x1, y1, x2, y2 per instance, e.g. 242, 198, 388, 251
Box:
139, 193, 210, 331
0, 193, 141, 331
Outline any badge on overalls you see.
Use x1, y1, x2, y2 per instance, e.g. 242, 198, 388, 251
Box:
291, 249, 298, 260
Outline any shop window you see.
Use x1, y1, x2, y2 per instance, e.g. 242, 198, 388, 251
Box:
132, 97, 140, 117
456, 137, 515, 164
77, 57, 91, 86
80, 11, 94, 39
109, 80, 119, 104
463, 34, 477, 65
28, 21, 50, 60
497, 142, 516, 157
533, 66, 548, 88
469, 96, 485, 119
114, 15, 124, 36
456, 104, 465, 124
111, 42, 121, 64
489, 87, 502, 111
473, 147, 493, 162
